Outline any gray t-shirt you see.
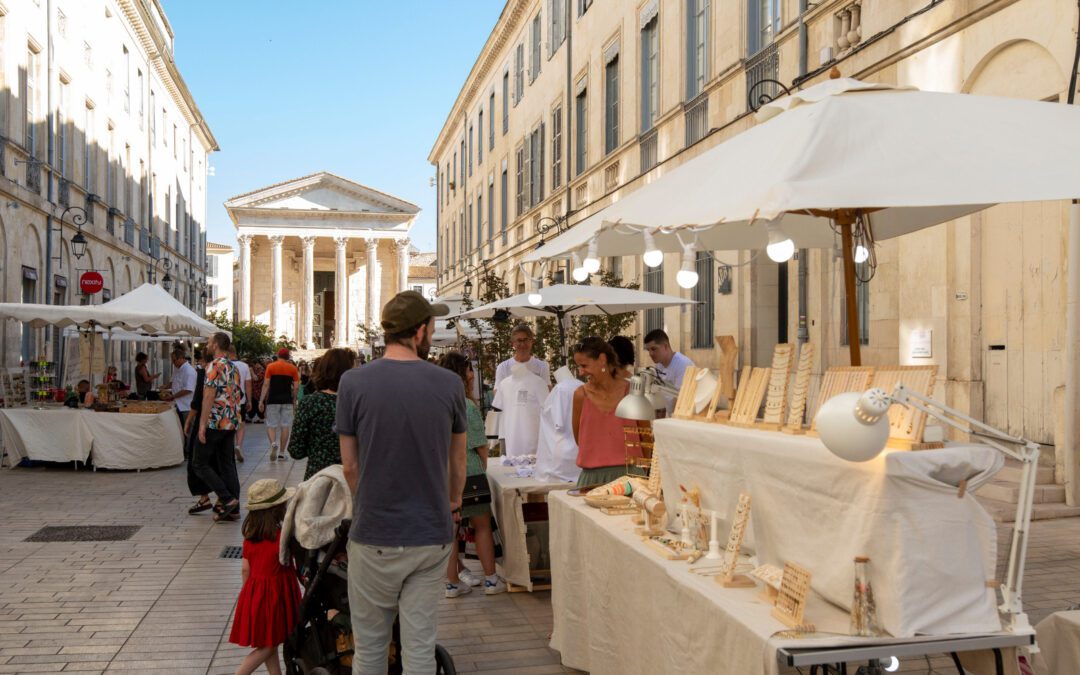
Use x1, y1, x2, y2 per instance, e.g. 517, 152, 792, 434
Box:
336, 358, 467, 547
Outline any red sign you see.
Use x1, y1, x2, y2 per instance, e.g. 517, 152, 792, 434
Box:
80, 271, 104, 295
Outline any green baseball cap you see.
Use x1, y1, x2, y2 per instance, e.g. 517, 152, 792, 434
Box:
380, 291, 450, 333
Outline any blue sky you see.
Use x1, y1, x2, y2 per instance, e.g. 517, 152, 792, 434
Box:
162, 0, 506, 253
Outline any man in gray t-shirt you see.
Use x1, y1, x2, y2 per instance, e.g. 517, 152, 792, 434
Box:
338, 290, 466, 674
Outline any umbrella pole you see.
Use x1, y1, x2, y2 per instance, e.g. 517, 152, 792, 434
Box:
839, 221, 862, 366
557, 309, 568, 366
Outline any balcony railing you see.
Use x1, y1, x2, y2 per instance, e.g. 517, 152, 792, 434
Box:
684, 93, 709, 148
25, 159, 42, 194
746, 42, 781, 112
639, 129, 658, 173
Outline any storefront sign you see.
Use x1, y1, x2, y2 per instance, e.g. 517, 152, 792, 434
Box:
79, 271, 104, 295
910, 329, 933, 359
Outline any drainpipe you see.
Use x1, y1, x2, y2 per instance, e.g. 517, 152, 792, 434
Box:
565, 0, 573, 223
1062, 1, 1080, 505
796, 0, 809, 343
45, 0, 55, 315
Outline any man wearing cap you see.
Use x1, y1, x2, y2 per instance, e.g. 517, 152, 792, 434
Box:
259, 348, 300, 461
337, 290, 467, 674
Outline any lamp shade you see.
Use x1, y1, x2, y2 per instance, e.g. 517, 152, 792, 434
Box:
815, 391, 891, 462
616, 375, 656, 421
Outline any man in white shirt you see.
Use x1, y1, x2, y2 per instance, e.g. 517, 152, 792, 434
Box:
229, 346, 252, 462
644, 329, 694, 415
162, 347, 197, 428
494, 324, 550, 388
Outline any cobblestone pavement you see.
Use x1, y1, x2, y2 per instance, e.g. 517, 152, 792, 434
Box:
0, 429, 1076, 674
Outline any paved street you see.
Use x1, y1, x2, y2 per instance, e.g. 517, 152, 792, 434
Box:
0, 430, 1077, 674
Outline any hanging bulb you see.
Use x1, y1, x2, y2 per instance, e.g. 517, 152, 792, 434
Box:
766, 222, 795, 263
642, 229, 663, 268
676, 243, 699, 289
528, 279, 543, 306
583, 237, 601, 274
571, 252, 590, 282
854, 244, 870, 264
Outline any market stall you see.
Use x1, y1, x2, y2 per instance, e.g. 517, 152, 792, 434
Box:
0, 408, 91, 464
486, 463, 572, 591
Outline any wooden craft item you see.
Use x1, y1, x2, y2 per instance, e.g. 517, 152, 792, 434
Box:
715, 493, 755, 588
782, 344, 815, 434
809, 366, 875, 433
772, 562, 815, 631
758, 344, 794, 430
714, 335, 739, 400
644, 536, 691, 560
704, 379, 730, 423
672, 366, 700, 420
601, 504, 640, 516
729, 367, 770, 427
870, 365, 940, 449
751, 564, 784, 603
726, 366, 751, 424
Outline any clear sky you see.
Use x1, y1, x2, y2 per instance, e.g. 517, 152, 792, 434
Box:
161, 0, 506, 253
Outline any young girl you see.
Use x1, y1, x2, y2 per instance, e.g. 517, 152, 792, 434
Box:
229, 479, 301, 675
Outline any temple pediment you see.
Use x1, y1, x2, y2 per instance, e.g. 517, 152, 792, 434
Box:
225, 171, 420, 217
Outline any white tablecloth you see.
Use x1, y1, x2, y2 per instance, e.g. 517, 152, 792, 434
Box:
549, 491, 1023, 675
654, 419, 1004, 637
1032, 610, 1080, 675
486, 466, 571, 590
0, 408, 183, 470
0, 408, 91, 464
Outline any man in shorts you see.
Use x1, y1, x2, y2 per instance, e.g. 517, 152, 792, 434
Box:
259, 348, 299, 461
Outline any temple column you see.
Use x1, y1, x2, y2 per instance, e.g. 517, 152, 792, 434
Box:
366, 238, 380, 332
269, 235, 284, 336
238, 234, 252, 320
301, 236, 316, 349
396, 237, 411, 294
335, 236, 349, 347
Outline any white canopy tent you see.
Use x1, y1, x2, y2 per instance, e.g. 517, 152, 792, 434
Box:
431, 293, 493, 347
96, 283, 220, 338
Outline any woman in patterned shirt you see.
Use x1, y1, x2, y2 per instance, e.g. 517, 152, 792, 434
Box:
287, 348, 356, 480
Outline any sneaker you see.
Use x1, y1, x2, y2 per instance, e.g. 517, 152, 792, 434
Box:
445, 582, 472, 598
278, 452, 288, 460
483, 577, 507, 595
457, 568, 483, 588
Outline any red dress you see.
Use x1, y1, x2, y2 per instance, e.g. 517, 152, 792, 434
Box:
229, 533, 301, 648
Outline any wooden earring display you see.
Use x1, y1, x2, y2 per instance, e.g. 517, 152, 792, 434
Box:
808, 366, 875, 434
714, 493, 755, 588
869, 365, 940, 449
772, 562, 815, 631
751, 564, 784, 603
758, 344, 794, 430
781, 344, 815, 434
729, 367, 770, 427
672, 367, 700, 420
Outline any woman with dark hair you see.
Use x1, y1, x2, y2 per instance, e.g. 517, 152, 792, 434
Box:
287, 348, 355, 480
437, 352, 505, 597
608, 335, 636, 380
571, 336, 642, 487
134, 352, 158, 399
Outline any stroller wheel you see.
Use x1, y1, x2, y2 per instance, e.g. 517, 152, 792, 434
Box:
435, 644, 456, 675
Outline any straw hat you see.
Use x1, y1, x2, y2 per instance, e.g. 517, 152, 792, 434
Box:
246, 479, 295, 511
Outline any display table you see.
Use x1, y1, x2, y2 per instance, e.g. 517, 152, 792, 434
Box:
486, 465, 572, 591
1032, 610, 1080, 675
549, 491, 1029, 675
0, 407, 183, 470
654, 419, 1003, 637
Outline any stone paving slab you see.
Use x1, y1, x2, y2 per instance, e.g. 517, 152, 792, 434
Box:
0, 426, 1077, 673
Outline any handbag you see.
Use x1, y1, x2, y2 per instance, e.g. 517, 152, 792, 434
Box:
461, 473, 492, 507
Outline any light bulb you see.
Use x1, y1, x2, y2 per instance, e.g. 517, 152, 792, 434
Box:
528, 292, 543, 306
854, 244, 870, 264
583, 238, 601, 274
570, 252, 589, 282
765, 222, 795, 263
676, 244, 699, 289
643, 230, 663, 268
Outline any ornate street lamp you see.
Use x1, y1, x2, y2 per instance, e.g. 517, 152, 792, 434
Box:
149, 258, 174, 292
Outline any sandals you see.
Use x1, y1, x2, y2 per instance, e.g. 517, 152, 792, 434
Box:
188, 498, 213, 514
213, 500, 240, 523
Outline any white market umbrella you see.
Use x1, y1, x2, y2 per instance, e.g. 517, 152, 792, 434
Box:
451, 283, 696, 354
98, 283, 220, 337
431, 293, 492, 347
524, 77, 1080, 363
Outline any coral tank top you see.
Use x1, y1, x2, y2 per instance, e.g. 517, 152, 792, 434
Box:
576, 381, 641, 469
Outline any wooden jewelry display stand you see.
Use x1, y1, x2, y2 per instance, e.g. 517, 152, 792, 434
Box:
751, 564, 784, 603
870, 365, 941, 449
634, 452, 666, 536
757, 344, 794, 430
728, 366, 770, 427
714, 493, 755, 588
672, 367, 700, 420
772, 562, 815, 631
808, 366, 875, 434
781, 344, 815, 434
714, 335, 739, 401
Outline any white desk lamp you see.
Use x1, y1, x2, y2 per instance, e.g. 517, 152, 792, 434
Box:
815, 384, 1039, 632
616, 368, 725, 421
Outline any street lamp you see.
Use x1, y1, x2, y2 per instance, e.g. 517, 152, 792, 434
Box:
56, 205, 90, 268
149, 258, 174, 292
535, 215, 568, 249
463, 260, 488, 299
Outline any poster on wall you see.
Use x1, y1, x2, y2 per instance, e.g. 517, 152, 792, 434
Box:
910, 329, 933, 359
79, 332, 106, 374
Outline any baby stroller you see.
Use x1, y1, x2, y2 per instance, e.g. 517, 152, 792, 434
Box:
282, 519, 456, 674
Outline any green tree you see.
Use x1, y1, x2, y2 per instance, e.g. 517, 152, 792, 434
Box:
207, 311, 277, 361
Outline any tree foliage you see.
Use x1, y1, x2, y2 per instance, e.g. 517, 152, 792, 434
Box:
532, 270, 639, 369
207, 311, 277, 361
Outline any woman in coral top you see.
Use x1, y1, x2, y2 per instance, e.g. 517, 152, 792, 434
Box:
228, 479, 301, 675
571, 336, 642, 487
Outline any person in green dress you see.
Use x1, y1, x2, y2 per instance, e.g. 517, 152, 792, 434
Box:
437, 352, 506, 597
287, 348, 357, 480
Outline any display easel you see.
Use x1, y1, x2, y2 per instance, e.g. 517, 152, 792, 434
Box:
772, 561, 814, 631
672, 366, 700, 420
758, 344, 794, 430
728, 367, 770, 427
782, 344, 815, 434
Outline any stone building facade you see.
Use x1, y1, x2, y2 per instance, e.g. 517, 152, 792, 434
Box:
225, 172, 419, 350
205, 241, 232, 320
430, 0, 1077, 453
0, 0, 216, 370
